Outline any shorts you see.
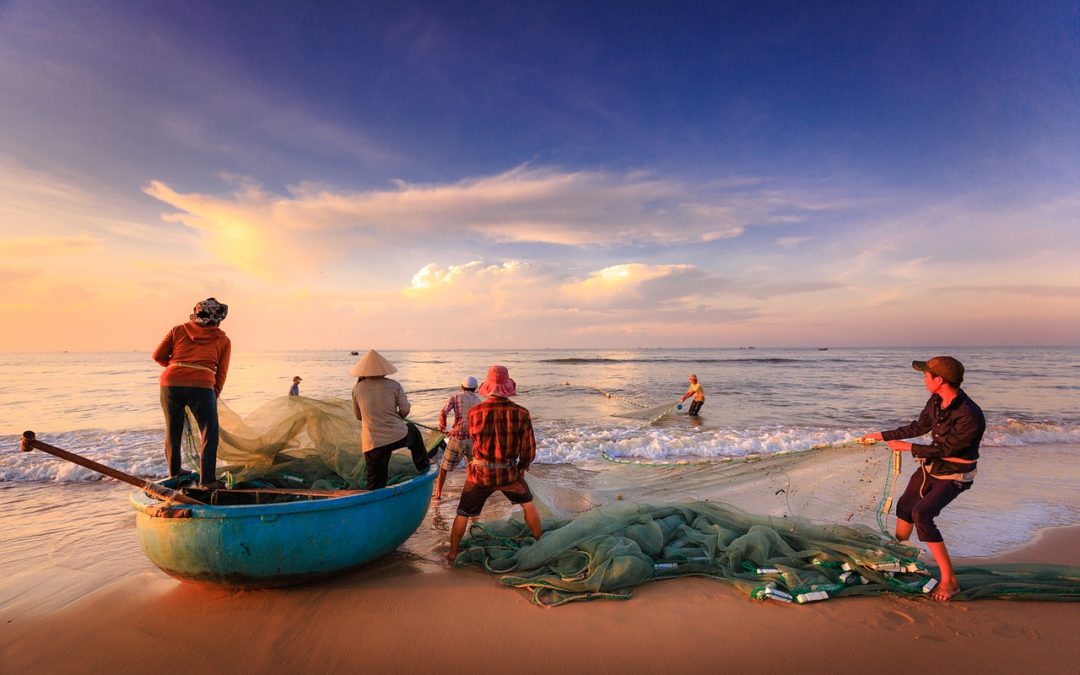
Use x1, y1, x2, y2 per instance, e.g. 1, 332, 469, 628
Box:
440, 437, 473, 471
456, 475, 534, 517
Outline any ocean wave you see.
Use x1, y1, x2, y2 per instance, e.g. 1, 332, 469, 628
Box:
3, 417, 1076, 483
0, 429, 166, 484
983, 419, 1080, 446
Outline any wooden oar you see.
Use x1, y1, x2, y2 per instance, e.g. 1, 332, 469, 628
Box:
21, 430, 204, 505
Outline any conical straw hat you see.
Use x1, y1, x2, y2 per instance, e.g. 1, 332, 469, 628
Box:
349, 349, 398, 377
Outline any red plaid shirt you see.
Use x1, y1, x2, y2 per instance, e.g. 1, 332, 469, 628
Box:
467, 396, 536, 487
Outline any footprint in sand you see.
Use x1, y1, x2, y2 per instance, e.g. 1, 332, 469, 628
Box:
993, 624, 1041, 639
874, 609, 916, 629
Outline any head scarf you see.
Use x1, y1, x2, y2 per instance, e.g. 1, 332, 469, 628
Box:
191, 297, 228, 326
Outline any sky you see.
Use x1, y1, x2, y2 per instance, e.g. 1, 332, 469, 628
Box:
1, 0, 1078, 351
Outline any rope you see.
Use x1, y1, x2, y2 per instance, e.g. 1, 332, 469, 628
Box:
876, 447, 901, 537
560, 381, 651, 408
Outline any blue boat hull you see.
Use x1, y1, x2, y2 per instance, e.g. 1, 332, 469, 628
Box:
130, 467, 437, 587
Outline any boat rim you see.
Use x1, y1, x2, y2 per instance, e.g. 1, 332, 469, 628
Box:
130, 464, 437, 518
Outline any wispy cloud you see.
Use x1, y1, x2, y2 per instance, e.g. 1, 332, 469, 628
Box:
0, 234, 100, 257
143, 165, 839, 277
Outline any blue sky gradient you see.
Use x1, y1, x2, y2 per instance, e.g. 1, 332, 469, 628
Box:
1, 1, 1077, 350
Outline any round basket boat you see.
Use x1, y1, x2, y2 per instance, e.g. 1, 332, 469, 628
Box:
130, 466, 437, 587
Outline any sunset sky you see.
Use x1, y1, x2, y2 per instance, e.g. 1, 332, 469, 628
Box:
1, 1, 1077, 351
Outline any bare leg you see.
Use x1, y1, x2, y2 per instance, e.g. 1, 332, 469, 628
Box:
447, 514, 469, 564
521, 501, 542, 539
894, 518, 914, 542
434, 467, 447, 499
926, 541, 960, 601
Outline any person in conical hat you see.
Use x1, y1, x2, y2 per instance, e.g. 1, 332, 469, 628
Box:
349, 349, 398, 377
350, 350, 430, 489
447, 365, 541, 564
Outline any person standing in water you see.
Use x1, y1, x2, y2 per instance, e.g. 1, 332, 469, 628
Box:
679, 374, 705, 416
434, 375, 482, 500
862, 356, 985, 602
152, 297, 231, 488
289, 376, 302, 396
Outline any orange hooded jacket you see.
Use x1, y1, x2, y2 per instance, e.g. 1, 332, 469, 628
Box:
153, 322, 232, 394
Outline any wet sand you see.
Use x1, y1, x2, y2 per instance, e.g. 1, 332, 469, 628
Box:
1, 477, 1078, 675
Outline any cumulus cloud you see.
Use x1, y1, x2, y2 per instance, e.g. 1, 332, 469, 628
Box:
559, 263, 719, 309
400, 259, 739, 330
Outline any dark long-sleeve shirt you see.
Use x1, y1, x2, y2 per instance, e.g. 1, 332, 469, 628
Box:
881, 389, 985, 476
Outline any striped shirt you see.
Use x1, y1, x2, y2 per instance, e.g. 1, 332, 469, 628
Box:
351, 377, 411, 452
467, 396, 535, 487
439, 390, 482, 439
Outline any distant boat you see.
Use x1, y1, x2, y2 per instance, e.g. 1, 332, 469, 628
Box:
818, 347, 829, 351
350, 351, 359, 355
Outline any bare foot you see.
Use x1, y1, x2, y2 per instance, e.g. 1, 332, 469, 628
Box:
445, 551, 457, 566
433, 492, 441, 500
931, 579, 960, 602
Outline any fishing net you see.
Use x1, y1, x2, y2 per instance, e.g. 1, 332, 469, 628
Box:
454, 499, 1080, 607
454, 444, 1080, 605
609, 400, 682, 424
182, 397, 443, 489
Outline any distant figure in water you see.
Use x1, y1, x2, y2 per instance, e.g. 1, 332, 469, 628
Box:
434, 375, 482, 500
447, 365, 541, 564
679, 374, 705, 416
862, 356, 985, 602
349, 350, 430, 490
152, 298, 231, 488
289, 376, 302, 396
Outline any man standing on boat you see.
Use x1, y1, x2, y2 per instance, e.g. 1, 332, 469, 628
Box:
678, 374, 705, 416
447, 365, 542, 564
152, 297, 231, 489
862, 356, 985, 602
350, 350, 430, 490
434, 375, 482, 500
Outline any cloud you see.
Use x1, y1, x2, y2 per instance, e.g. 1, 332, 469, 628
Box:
776, 235, 810, 247
143, 165, 841, 277
0, 234, 100, 257
743, 280, 846, 300
559, 263, 718, 309
934, 284, 1080, 299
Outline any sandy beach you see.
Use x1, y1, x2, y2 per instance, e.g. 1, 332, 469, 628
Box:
2, 480, 1078, 675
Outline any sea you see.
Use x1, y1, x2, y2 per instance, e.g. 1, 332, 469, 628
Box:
2, 346, 1079, 607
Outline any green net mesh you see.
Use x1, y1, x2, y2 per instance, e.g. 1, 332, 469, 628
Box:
454, 443, 1080, 605
183, 397, 443, 489
454, 500, 1080, 606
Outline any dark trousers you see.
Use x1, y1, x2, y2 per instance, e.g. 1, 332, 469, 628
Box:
363, 423, 430, 490
895, 468, 971, 543
688, 399, 704, 416
161, 386, 219, 481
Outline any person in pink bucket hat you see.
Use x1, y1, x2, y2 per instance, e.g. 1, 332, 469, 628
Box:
446, 365, 541, 564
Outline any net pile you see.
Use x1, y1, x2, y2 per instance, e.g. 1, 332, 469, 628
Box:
454, 500, 1080, 606
183, 397, 443, 489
